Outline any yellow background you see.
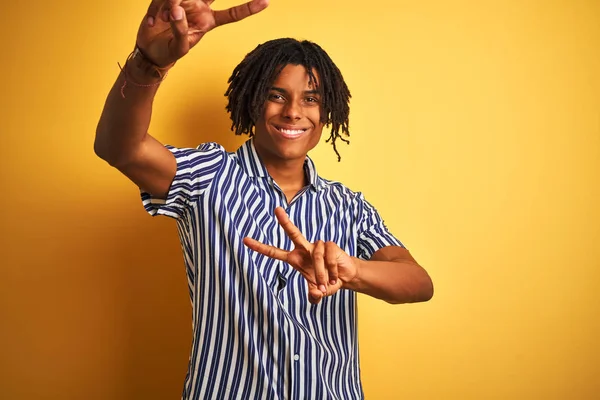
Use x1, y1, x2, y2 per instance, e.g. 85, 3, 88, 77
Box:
1, 0, 599, 399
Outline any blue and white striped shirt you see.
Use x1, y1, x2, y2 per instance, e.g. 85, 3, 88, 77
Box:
142, 138, 403, 399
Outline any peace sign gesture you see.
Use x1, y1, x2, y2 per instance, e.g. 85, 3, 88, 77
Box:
137, 0, 269, 67
244, 207, 359, 304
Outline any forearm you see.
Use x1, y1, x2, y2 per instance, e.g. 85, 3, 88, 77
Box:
345, 257, 434, 304
94, 55, 167, 166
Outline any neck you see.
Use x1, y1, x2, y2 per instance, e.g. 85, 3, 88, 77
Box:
252, 141, 310, 202
264, 157, 307, 191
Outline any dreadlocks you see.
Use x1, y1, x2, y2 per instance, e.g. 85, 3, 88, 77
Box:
225, 38, 351, 161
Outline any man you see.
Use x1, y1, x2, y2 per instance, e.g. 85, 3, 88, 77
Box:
95, 0, 433, 398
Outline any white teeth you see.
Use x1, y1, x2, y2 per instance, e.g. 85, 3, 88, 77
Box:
280, 129, 305, 135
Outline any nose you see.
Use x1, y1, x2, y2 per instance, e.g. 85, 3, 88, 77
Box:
282, 100, 302, 120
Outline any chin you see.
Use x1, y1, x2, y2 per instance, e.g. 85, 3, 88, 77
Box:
273, 147, 307, 161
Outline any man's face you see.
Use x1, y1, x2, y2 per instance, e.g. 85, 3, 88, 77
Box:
253, 64, 325, 165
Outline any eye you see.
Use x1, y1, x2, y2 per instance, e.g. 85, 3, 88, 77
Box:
305, 96, 320, 104
268, 93, 285, 102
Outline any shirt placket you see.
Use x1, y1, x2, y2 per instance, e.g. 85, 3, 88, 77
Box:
283, 198, 313, 400
266, 182, 312, 399
267, 177, 288, 291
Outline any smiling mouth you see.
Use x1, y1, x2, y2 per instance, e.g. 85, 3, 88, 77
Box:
274, 125, 308, 138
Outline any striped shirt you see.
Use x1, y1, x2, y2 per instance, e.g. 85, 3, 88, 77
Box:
141, 138, 403, 399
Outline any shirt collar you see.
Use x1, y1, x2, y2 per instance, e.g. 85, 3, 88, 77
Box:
236, 138, 323, 191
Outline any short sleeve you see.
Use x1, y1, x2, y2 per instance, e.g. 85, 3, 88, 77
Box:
356, 193, 404, 260
141, 142, 225, 219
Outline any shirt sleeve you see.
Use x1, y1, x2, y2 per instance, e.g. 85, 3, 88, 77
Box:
140, 142, 225, 219
356, 193, 405, 260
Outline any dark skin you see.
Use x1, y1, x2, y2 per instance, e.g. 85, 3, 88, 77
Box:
245, 208, 433, 304
140, 0, 270, 67
95, 0, 433, 305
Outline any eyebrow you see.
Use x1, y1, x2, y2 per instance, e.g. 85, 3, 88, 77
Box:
270, 86, 320, 95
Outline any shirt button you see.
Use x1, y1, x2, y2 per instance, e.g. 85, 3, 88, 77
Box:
293, 354, 300, 361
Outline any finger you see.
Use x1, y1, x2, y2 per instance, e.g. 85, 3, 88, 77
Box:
312, 241, 328, 295
274, 207, 312, 252
145, 0, 167, 26
153, 0, 181, 23
166, 0, 183, 21
213, 0, 270, 27
286, 253, 318, 286
243, 237, 289, 262
307, 283, 323, 304
168, 5, 190, 58
324, 241, 339, 285
326, 279, 344, 296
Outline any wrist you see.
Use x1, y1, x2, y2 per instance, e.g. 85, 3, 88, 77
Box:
343, 257, 364, 292
125, 46, 174, 84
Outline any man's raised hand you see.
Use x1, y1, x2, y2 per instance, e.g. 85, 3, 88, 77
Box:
244, 207, 359, 304
137, 0, 269, 67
